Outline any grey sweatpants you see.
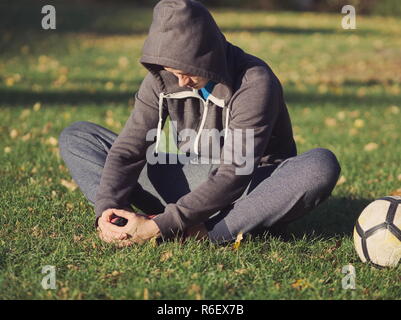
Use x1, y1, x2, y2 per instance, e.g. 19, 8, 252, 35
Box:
59, 121, 341, 243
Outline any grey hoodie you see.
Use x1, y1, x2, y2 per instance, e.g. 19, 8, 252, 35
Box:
94, 0, 297, 239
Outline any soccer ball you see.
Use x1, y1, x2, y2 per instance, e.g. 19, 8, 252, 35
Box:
353, 196, 401, 268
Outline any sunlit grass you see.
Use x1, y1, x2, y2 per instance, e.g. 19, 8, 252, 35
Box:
0, 1, 400, 299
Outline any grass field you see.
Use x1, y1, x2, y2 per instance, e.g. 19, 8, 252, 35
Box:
0, 1, 400, 299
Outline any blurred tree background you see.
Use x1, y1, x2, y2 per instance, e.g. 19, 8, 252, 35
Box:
91, 0, 401, 16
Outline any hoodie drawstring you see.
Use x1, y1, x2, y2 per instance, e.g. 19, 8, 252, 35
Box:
154, 91, 228, 156
154, 92, 165, 155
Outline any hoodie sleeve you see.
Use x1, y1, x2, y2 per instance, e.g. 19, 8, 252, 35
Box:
94, 73, 166, 219
152, 70, 282, 239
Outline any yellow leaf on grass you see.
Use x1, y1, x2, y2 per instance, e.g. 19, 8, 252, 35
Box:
33, 102, 41, 111
21, 133, 32, 141
105, 81, 114, 90
9, 129, 18, 139
60, 179, 78, 192
291, 279, 311, 290
19, 109, 31, 119
42, 122, 52, 134
118, 56, 129, 68
233, 232, 243, 250
324, 117, 337, 127
364, 142, 378, 152
160, 250, 173, 262
188, 284, 202, 300
234, 268, 248, 275
336, 175, 346, 186
46, 136, 58, 146
143, 288, 149, 300
149, 236, 158, 248
294, 135, 305, 144
4, 146, 11, 153
337, 111, 346, 120
354, 119, 365, 128
398, 174, 401, 182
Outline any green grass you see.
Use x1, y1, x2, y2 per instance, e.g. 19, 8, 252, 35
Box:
1, 1, 400, 299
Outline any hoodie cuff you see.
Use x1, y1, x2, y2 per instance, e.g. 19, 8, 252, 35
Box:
151, 203, 185, 240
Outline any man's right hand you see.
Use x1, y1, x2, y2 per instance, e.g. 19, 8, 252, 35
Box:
97, 208, 131, 244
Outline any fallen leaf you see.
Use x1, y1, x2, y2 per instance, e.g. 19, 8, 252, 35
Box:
388, 105, 399, 114
336, 175, 346, 186
364, 142, 378, 151
4, 146, 11, 153
234, 268, 248, 275
291, 279, 311, 290
354, 119, 365, 128
60, 179, 78, 191
73, 235, 83, 242
10, 129, 18, 139
349, 110, 360, 118
188, 284, 202, 300
349, 128, 358, 136
143, 288, 149, 300
233, 232, 243, 250
160, 250, 173, 262
33, 102, 41, 111
21, 133, 31, 141
118, 56, 129, 68
294, 135, 306, 144
105, 118, 115, 126
103, 270, 123, 279
337, 111, 346, 120
326, 240, 342, 254
149, 236, 158, 248
105, 81, 114, 90
325, 117, 337, 127
42, 122, 52, 134
67, 264, 79, 271
19, 109, 31, 119
46, 136, 58, 146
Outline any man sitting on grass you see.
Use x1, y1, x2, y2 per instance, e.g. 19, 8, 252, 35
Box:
59, 0, 341, 246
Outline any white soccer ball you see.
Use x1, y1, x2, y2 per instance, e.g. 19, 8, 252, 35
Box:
353, 196, 401, 268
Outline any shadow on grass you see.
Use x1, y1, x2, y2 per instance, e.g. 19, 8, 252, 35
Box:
0, 87, 140, 107
284, 89, 401, 108
265, 196, 372, 241
220, 26, 379, 36
1, 84, 400, 108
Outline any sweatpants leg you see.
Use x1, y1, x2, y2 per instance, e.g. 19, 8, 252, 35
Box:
58, 121, 117, 206
205, 148, 341, 243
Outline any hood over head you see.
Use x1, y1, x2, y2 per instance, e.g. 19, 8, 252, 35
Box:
140, 0, 232, 101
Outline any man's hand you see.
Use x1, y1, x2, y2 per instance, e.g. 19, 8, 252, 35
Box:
97, 208, 160, 246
